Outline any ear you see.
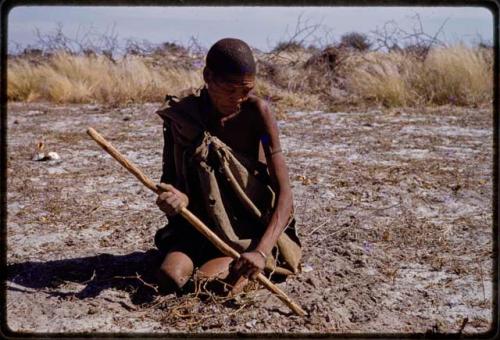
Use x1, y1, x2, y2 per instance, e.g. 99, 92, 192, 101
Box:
203, 67, 211, 84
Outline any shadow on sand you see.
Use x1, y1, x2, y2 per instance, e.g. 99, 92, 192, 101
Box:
7, 249, 164, 305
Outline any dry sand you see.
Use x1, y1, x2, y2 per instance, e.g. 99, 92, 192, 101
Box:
5, 102, 494, 335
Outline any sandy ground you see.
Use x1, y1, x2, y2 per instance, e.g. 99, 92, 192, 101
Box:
5, 102, 495, 335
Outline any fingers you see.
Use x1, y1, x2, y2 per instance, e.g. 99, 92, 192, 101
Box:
230, 258, 243, 275
231, 256, 260, 280
155, 183, 189, 216
156, 191, 180, 215
227, 254, 263, 295
249, 268, 260, 281
156, 194, 173, 215
243, 267, 257, 280
156, 182, 174, 192
239, 264, 259, 281
231, 257, 251, 275
241, 261, 256, 278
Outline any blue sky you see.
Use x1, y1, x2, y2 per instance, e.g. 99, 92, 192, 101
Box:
8, 6, 494, 52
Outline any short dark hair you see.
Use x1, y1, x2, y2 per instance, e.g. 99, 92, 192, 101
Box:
206, 38, 256, 78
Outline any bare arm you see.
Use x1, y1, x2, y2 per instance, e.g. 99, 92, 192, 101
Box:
254, 100, 293, 256
231, 99, 293, 280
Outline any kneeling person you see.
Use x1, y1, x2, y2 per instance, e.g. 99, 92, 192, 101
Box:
154, 38, 301, 293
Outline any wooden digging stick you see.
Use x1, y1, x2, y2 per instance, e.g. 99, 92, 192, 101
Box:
86, 127, 307, 317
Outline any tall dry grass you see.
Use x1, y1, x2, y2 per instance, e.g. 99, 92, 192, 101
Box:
8, 52, 203, 104
344, 45, 493, 107
7, 45, 493, 109
419, 45, 493, 105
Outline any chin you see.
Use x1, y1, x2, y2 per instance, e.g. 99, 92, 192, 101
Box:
220, 107, 240, 115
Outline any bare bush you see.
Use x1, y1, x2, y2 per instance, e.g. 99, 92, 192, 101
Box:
304, 46, 346, 72
155, 42, 189, 56
370, 13, 448, 60
402, 43, 431, 60
124, 38, 156, 56
268, 13, 327, 66
272, 41, 305, 53
475, 34, 493, 50
275, 13, 323, 51
34, 23, 74, 54
186, 36, 207, 57
21, 47, 44, 57
32, 23, 121, 57
339, 32, 372, 51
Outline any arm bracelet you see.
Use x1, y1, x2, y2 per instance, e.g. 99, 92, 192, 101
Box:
255, 249, 268, 260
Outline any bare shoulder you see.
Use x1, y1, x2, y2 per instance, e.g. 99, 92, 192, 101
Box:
246, 94, 281, 144
246, 95, 275, 123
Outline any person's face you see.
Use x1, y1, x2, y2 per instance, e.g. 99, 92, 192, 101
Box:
205, 70, 255, 116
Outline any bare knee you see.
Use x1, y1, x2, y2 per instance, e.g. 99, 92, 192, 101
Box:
157, 251, 194, 291
199, 257, 233, 279
198, 257, 247, 295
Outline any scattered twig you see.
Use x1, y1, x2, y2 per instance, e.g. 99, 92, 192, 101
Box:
364, 201, 401, 212
155, 272, 261, 327
390, 267, 399, 285
111, 272, 159, 293
307, 219, 329, 236
317, 224, 351, 243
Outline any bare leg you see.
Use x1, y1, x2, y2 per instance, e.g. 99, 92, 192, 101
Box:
198, 256, 233, 279
157, 251, 194, 293
198, 256, 249, 295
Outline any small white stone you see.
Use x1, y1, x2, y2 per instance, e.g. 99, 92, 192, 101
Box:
47, 152, 60, 160
302, 264, 313, 273
245, 319, 257, 328
32, 152, 46, 161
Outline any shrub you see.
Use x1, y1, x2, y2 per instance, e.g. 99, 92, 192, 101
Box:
403, 43, 430, 60
339, 32, 372, 51
304, 46, 342, 71
272, 41, 305, 53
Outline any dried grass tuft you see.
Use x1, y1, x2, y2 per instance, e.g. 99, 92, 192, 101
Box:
7, 45, 493, 109
8, 52, 203, 104
344, 45, 492, 107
